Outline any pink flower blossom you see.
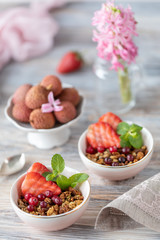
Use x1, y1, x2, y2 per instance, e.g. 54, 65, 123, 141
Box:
92, 1, 138, 70
41, 91, 63, 113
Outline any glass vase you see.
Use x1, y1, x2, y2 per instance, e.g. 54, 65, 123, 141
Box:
93, 58, 140, 115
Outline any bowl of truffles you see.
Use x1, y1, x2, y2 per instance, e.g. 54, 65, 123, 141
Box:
5, 75, 84, 149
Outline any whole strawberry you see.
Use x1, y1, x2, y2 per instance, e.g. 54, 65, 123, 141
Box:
57, 51, 83, 74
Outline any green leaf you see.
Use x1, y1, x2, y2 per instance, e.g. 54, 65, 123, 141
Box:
129, 124, 143, 133
117, 122, 143, 149
56, 173, 89, 191
128, 134, 143, 149
120, 138, 131, 147
120, 133, 130, 146
46, 173, 55, 181
43, 154, 89, 189
69, 173, 89, 186
51, 154, 65, 174
52, 169, 58, 178
42, 172, 51, 178
71, 182, 78, 188
52, 176, 58, 182
117, 122, 130, 135
56, 175, 70, 191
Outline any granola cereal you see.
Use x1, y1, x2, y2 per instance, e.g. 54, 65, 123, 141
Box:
18, 187, 83, 216
86, 145, 148, 166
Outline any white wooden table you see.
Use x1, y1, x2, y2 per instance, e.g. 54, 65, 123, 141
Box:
0, 1, 160, 239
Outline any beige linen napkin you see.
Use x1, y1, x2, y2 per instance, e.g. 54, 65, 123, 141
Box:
95, 173, 160, 232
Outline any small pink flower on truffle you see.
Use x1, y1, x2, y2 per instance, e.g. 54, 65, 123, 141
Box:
41, 92, 63, 113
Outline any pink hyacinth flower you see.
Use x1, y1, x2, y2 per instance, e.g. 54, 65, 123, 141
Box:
92, 1, 138, 70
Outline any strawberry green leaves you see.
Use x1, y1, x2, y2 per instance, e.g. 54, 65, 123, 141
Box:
42, 154, 89, 190
117, 122, 143, 149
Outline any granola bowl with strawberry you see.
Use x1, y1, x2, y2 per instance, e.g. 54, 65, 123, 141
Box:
10, 154, 90, 231
78, 112, 154, 181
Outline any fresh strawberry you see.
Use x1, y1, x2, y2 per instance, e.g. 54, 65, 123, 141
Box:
57, 51, 83, 74
27, 162, 50, 175
86, 122, 120, 149
21, 172, 61, 197
99, 112, 122, 131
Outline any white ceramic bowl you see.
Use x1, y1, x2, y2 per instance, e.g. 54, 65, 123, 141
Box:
5, 83, 84, 149
10, 166, 90, 231
78, 123, 154, 181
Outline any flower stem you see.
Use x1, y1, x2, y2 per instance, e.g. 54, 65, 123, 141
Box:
118, 67, 132, 104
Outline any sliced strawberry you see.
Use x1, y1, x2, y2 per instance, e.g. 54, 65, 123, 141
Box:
27, 162, 51, 175
86, 122, 120, 149
57, 51, 83, 74
21, 172, 61, 197
99, 112, 122, 131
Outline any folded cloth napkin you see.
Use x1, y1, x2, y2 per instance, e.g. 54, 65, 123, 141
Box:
0, 0, 66, 70
95, 173, 160, 232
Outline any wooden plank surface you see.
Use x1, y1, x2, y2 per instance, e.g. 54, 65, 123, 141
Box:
0, 1, 160, 239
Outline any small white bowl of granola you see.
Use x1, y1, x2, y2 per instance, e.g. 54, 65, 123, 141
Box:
10, 160, 90, 231
78, 113, 154, 181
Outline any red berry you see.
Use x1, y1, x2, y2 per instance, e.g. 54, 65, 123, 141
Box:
27, 205, 34, 212
28, 197, 39, 206
109, 146, 117, 153
52, 195, 62, 206
37, 193, 45, 201
40, 201, 47, 208
24, 193, 33, 202
45, 190, 53, 198
104, 157, 112, 165
127, 154, 134, 161
118, 156, 126, 163
112, 162, 119, 166
97, 146, 106, 153
122, 147, 130, 154
86, 146, 96, 154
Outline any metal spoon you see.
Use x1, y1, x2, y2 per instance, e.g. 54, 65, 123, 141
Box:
0, 153, 25, 176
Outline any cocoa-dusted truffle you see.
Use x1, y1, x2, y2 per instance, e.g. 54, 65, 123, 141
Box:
30, 109, 55, 129
12, 84, 32, 104
12, 102, 32, 123
58, 88, 80, 106
25, 85, 48, 109
40, 75, 62, 97
54, 101, 76, 124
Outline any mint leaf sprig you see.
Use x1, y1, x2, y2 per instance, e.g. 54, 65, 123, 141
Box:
42, 154, 89, 191
117, 122, 143, 149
